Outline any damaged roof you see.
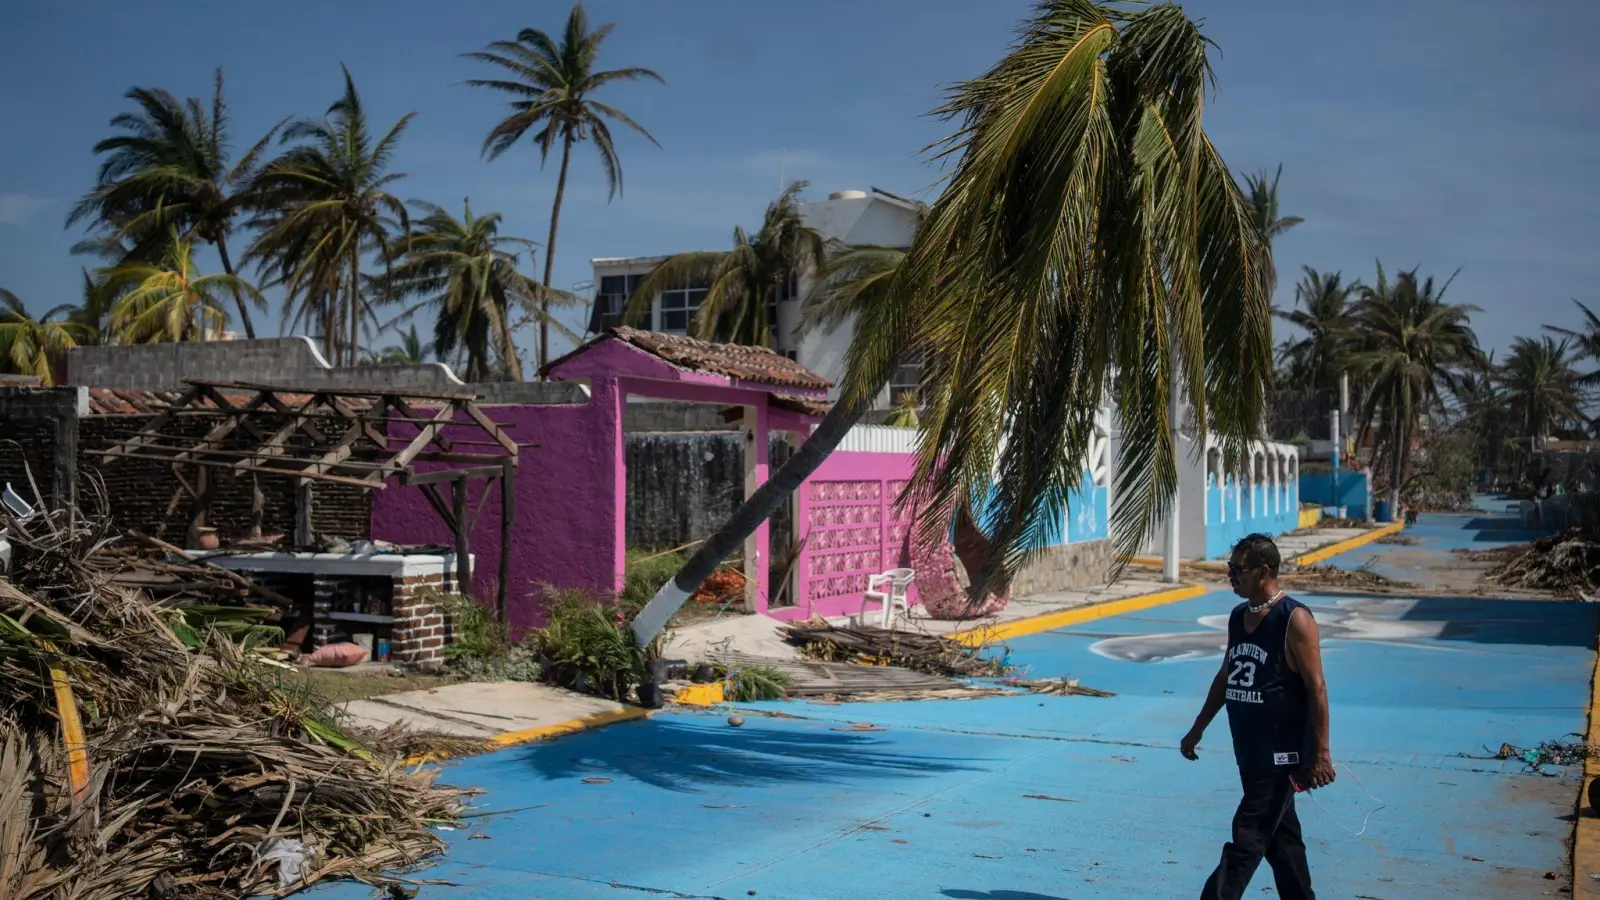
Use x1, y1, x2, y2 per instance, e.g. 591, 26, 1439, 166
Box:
85, 387, 365, 415
546, 327, 833, 393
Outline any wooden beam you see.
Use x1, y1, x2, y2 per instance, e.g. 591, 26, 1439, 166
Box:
451, 477, 472, 597
460, 400, 520, 455
182, 377, 476, 403
294, 480, 313, 548
398, 465, 504, 486
498, 457, 514, 623
98, 383, 205, 463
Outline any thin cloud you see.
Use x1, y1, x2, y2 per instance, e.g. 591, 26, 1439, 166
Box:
0, 194, 55, 226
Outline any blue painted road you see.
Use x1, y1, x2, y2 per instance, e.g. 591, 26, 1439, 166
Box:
314, 510, 1592, 898
1317, 498, 1553, 588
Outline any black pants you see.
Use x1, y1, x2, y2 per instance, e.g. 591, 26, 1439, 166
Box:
1200, 770, 1315, 900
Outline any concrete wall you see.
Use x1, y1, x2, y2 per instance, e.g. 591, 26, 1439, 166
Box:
1300, 469, 1370, 514
624, 431, 793, 551
67, 337, 470, 394
0, 386, 85, 510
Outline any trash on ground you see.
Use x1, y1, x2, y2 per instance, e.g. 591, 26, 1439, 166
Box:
782, 622, 1008, 678
1004, 676, 1115, 698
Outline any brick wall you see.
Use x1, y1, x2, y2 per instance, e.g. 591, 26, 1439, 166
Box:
0, 387, 83, 510
77, 414, 372, 545
391, 572, 456, 669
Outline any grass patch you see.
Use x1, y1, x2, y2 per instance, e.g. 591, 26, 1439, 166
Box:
297, 668, 453, 704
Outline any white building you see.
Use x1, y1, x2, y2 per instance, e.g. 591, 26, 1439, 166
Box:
589, 187, 923, 408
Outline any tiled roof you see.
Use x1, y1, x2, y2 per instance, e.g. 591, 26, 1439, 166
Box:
772, 394, 832, 417
546, 327, 832, 392
84, 387, 361, 415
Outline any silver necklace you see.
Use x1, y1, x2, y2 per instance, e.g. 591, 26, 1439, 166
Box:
1246, 590, 1285, 615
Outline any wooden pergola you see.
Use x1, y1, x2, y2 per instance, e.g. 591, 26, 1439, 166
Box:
99, 378, 523, 617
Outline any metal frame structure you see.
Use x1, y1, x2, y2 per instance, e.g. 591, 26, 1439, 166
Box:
99, 378, 523, 618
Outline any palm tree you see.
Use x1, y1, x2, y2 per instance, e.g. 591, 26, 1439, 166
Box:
377, 200, 574, 381
1544, 299, 1600, 386
1349, 262, 1482, 513
1244, 164, 1303, 303
1498, 336, 1585, 447
0, 291, 91, 384
68, 69, 280, 338
365, 323, 431, 365
630, 0, 1275, 646
247, 65, 411, 366
885, 392, 920, 428
99, 231, 263, 343
1451, 358, 1512, 483
1274, 267, 1357, 392
465, 1, 664, 370
624, 181, 824, 346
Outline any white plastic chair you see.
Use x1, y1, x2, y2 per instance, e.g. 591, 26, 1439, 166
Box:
861, 568, 916, 628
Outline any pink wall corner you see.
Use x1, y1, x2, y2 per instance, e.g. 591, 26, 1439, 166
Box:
370, 385, 624, 637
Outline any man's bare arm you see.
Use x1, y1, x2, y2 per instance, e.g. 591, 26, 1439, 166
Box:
1287, 606, 1335, 787
1181, 659, 1229, 760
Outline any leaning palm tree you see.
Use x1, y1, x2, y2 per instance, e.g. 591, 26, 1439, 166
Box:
465, 1, 663, 369
247, 66, 411, 366
68, 69, 280, 338
1274, 267, 1357, 392
376, 200, 575, 381
0, 290, 92, 385
99, 231, 263, 344
1498, 335, 1585, 447
1348, 262, 1482, 513
624, 181, 824, 347
630, 0, 1276, 646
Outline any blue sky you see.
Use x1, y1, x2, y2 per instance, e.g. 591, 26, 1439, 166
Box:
3, 0, 1597, 361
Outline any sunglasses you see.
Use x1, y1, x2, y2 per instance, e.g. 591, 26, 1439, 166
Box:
1227, 561, 1261, 578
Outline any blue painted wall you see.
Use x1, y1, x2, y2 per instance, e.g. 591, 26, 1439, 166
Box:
1202, 475, 1300, 559
972, 471, 1109, 548
1300, 469, 1369, 512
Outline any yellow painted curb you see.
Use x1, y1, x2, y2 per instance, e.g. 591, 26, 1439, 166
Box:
1573, 621, 1600, 896
1297, 507, 1323, 530
1291, 521, 1404, 567
673, 682, 726, 706
1127, 555, 1226, 572
403, 707, 649, 767
949, 582, 1208, 647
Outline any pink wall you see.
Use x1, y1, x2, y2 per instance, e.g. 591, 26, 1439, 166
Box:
371, 385, 622, 637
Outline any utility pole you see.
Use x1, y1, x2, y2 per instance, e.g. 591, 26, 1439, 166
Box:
1163, 379, 1181, 584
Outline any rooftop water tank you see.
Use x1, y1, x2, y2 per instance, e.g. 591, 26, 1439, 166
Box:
827, 190, 869, 201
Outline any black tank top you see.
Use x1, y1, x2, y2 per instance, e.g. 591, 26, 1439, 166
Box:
1224, 595, 1311, 774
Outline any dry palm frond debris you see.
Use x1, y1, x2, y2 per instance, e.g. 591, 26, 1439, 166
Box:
1486, 736, 1598, 772
0, 500, 469, 899
780, 622, 1008, 679
1003, 676, 1116, 698
1477, 528, 1600, 598
1281, 564, 1415, 591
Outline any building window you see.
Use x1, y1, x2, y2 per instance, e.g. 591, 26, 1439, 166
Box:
593, 274, 644, 331
889, 352, 923, 402
783, 349, 798, 362
660, 284, 707, 332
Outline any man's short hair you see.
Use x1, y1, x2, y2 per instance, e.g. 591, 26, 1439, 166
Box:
1232, 533, 1281, 575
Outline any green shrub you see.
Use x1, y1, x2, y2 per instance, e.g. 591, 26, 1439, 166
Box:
724, 664, 792, 702
621, 549, 686, 615
423, 590, 509, 663
529, 589, 646, 702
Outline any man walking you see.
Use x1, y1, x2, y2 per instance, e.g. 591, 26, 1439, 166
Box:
1180, 533, 1335, 900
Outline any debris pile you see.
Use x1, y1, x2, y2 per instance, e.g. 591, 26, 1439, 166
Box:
1488, 736, 1598, 772
1281, 564, 1415, 591
782, 622, 1008, 678
0, 499, 468, 898
1479, 528, 1600, 598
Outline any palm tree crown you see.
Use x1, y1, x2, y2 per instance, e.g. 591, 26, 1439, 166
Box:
1544, 298, 1600, 386
624, 181, 825, 347
247, 65, 412, 366
68, 69, 279, 338
1498, 335, 1585, 444
99, 231, 263, 344
377, 200, 574, 381
1243, 164, 1305, 242
465, 1, 663, 368
0, 291, 91, 385
1348, 262, 1481, 508
1274, 267, 1357, 392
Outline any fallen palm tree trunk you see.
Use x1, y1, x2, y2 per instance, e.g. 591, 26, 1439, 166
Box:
0, 500, 469, 898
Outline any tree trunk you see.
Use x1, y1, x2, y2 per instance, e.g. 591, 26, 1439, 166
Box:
500, 295, 524, 382
539, 135, 574, 376
1388, 387, 1407, 515
214, 236, 256, 339
630, 391, 872, 647
348, 245, 362, 367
